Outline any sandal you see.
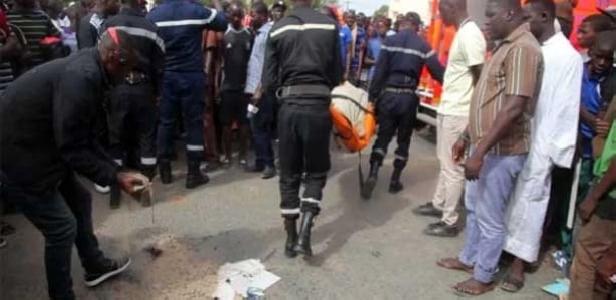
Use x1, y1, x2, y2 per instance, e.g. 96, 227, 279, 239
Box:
501, 272, 525, 293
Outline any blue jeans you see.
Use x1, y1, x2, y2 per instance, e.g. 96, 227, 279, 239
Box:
250, 93, 274, 168
459, 153, 527, 283
157, 71, 205, 163
2, 172, 105, 300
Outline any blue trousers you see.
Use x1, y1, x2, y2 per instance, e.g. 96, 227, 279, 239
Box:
157, 71, 205, 163
459, 153, 527, 283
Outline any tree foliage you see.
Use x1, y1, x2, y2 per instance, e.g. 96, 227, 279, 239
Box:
374, 4, 388, 17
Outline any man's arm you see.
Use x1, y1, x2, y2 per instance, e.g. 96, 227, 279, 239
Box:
330, 26, 344, 88
201, 1, 227, 32
421, 39, 445, 84
0, 34, 22, 60
369, 39, 390, 101
261, 33, 278, 96
579, 137, 616, 222
53, 73, 118, 186
150, 29, 166, 98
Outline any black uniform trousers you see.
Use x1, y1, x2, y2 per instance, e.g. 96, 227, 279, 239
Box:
108, 82, 158, 169
370, 91, 419, 169
278, 100, 331, 219
1, 172, 105, 300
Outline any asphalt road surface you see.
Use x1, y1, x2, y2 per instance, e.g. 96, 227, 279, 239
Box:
0, 131, 558, 299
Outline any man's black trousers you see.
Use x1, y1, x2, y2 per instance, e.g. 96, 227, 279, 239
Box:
278, 101, 331, 219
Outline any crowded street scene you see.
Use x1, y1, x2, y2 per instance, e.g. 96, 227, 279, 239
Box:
1, 0, 616, 298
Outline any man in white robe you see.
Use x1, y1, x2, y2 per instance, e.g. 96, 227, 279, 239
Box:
501, 0, 583, 292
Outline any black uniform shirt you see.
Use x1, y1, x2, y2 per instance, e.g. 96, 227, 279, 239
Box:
221, 26, 253, 92
262, 6, 343, 97
369, 29, 444, 100
0, 48, 118, 194
103, 7, 166, 94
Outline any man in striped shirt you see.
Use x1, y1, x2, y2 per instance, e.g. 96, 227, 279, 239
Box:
437, 0, 543, 296
0, 9, 20, 92
7, 0, 60, 73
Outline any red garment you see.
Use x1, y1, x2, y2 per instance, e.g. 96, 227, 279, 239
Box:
0, 10, 11, 39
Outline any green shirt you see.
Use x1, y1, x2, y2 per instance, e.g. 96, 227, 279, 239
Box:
593, 121, 616, 220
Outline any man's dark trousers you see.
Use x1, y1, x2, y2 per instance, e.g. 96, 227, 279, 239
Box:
3, 172, 105, 300
370, 91, 419, 169
278, 100, 332, 219
251, 93, 275, 169
108, 82, 158, 169
157, 71, 206, 162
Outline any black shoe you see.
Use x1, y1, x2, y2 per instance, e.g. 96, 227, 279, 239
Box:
186, 161, 210, 189
284, 219, 298, 258
159, 160, 172, 184
293, 211, 315, 257
141, 165, 157, 181
388, 181, 404, 194
423, 222, 458, 237
262, 166, 276, 179
110, 184, 121, 209
428, 221, 446, 229
412, 203, 442, 217
84, 257, 131, 287
245, 164, 264, 173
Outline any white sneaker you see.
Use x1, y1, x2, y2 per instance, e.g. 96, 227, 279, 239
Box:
94, 184, 110, 194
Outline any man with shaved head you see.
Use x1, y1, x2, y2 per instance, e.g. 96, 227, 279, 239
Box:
0, 28, 148, 300
502, 0, 583, 292
437, 0, 543, 295
413, 0, 486, 238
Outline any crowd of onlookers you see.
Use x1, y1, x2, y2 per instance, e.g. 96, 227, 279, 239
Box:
1, 0, 616, 298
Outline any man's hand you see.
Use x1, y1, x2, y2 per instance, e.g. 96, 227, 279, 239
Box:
595, 119, 611, 138
597, 244, 616, 287
464, 152, 483, 181
117, 171, 150, 199
452, 138, 467, 164
578, 196, 599, 224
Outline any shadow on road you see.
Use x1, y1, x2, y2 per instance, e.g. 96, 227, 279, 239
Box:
307, 166, 410, 267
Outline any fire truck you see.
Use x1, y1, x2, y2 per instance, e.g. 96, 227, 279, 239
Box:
415, 0, 616, 127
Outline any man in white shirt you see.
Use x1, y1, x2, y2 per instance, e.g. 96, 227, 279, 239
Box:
413, 0, 486, 237
501, 0, 583, 292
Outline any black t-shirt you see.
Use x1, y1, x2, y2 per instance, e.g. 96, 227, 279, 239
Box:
221, 27, 253, 92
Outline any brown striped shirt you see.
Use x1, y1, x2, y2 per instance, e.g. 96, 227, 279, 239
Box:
469, 23, 543, 155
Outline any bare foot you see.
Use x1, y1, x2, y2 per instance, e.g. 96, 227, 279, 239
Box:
453, 278, 495, 296
437, 257, 473, 273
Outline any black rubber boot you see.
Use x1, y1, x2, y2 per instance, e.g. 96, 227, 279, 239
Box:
186, 161, 209, 189
110, 184, 121, 209
159, 160, 172, 184
293, 211, 315, 257
361, 161, 380, 199
389, 167, 404, 194
141, 165, 157, 181
284, 218, 298, 258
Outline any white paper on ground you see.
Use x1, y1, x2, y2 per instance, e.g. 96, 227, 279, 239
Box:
212, 259, 280, 298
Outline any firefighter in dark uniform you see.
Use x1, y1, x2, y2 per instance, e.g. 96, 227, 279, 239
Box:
103, 0, 165, 208
361, 15, 444, 199
147, 0, 227, 189
0, 28, 146, 300
262, 0, 343, 258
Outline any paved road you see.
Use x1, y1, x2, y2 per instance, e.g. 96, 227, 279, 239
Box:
0, 132, 558, 299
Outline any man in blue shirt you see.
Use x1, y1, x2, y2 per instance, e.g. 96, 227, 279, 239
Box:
578, 34, 615, 206
147, 0, 227, 189
245, 1, 275, 179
